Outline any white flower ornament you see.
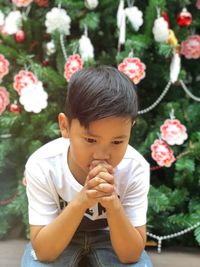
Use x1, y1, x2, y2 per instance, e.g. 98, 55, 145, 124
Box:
19, 81, 48, 113
45, 7, 71, 35
4, 11, 23, 35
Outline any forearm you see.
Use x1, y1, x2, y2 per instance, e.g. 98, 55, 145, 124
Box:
31, 199, 86, 262
105, 198, 146, 264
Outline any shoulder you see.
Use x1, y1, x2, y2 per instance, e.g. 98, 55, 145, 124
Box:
26, 137, 69, 169
118, 144, 149, 172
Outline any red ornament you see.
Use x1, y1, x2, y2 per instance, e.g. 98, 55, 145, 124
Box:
42, 59, 49, 66
10, 102, 20, 113
34, 0, 49, 7
176, 8, 192, 27
15, 30, 26, 43
162, 11, 170, 28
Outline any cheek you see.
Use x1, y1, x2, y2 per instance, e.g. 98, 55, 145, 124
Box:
70, 140, 90, 163
111, 144, 128, 167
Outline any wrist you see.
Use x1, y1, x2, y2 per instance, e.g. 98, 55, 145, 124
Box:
103, 194, 122, 212
71, 195, 88, 213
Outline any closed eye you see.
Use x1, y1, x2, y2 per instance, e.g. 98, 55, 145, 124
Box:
85, 137, 97, 144
112, 140, 123, 145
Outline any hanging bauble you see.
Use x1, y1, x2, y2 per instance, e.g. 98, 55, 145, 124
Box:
15, 30, 26, 43
170, 52, 181, 83
10, 102, 20, 113
125, 6, 143, 32
85, 0, 98, 10
167, 29, 178, 46
46, 40, 56, 56
118, 57, 146, 84
152, 17, 169, 42
42, 58, 49, 66
176, 8, 192, 27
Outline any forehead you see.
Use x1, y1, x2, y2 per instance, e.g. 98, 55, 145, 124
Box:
71, 117, 132, 137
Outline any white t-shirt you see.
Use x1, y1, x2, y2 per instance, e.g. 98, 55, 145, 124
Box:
25, 137, 150, 230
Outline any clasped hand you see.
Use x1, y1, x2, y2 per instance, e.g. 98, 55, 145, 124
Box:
83, 160, 117, 209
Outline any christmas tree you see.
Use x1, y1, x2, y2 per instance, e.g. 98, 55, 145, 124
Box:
0, 0, 200, 248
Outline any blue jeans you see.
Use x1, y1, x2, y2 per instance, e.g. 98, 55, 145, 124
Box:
21, 230, 153, 267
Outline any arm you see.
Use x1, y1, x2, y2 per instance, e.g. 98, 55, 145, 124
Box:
30, 194, 86, 262
29, 164, 114, 262
88, 161, 148, 263
104, 196, 146, 263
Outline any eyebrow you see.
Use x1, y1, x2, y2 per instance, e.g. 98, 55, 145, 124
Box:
84, 130, 128, 139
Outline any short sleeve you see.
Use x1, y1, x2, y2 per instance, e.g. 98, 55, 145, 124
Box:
121, 162, 150, 227
25, 161, 59, 225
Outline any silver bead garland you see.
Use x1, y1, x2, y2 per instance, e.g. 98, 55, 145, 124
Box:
138, 79, 200, 115
138, 80, 172, 114
147, 221, 200, 253
60, 34, 68, 61
180, 79, 200, 102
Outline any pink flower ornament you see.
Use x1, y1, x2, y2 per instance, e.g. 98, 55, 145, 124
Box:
181, 35, 200, 59
0, 87, 10, 115
64, 54, 83, 82
12, 0, 33, 7
0, 54, 9, 80
118, 57, 146, 84
151, 139, 176, 167
196, 0, 200, 9
13, 70, 38, 95
160, 119, 188, 145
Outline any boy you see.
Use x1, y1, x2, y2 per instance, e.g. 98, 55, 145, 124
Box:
21, 66, 153, 267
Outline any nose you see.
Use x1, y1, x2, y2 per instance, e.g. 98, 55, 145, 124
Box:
93, 146, 110, 161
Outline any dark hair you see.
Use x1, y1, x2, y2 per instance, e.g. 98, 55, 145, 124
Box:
65, 65, 138, 128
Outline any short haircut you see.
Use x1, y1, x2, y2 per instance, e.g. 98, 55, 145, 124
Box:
65, 65, 138, 128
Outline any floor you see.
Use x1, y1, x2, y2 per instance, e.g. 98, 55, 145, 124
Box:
0, 239, 199, 267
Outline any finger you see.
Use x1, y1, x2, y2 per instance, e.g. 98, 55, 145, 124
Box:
87, 172, 114, 188
89, 160, 113, 172
94, 182, 115, 194
86, 189, 114, 199
88, 165, 114, 180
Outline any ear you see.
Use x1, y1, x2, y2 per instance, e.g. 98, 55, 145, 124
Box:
58, 113, 70, 138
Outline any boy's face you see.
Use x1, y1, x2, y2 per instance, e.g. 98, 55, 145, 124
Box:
59, 114, 132, 183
